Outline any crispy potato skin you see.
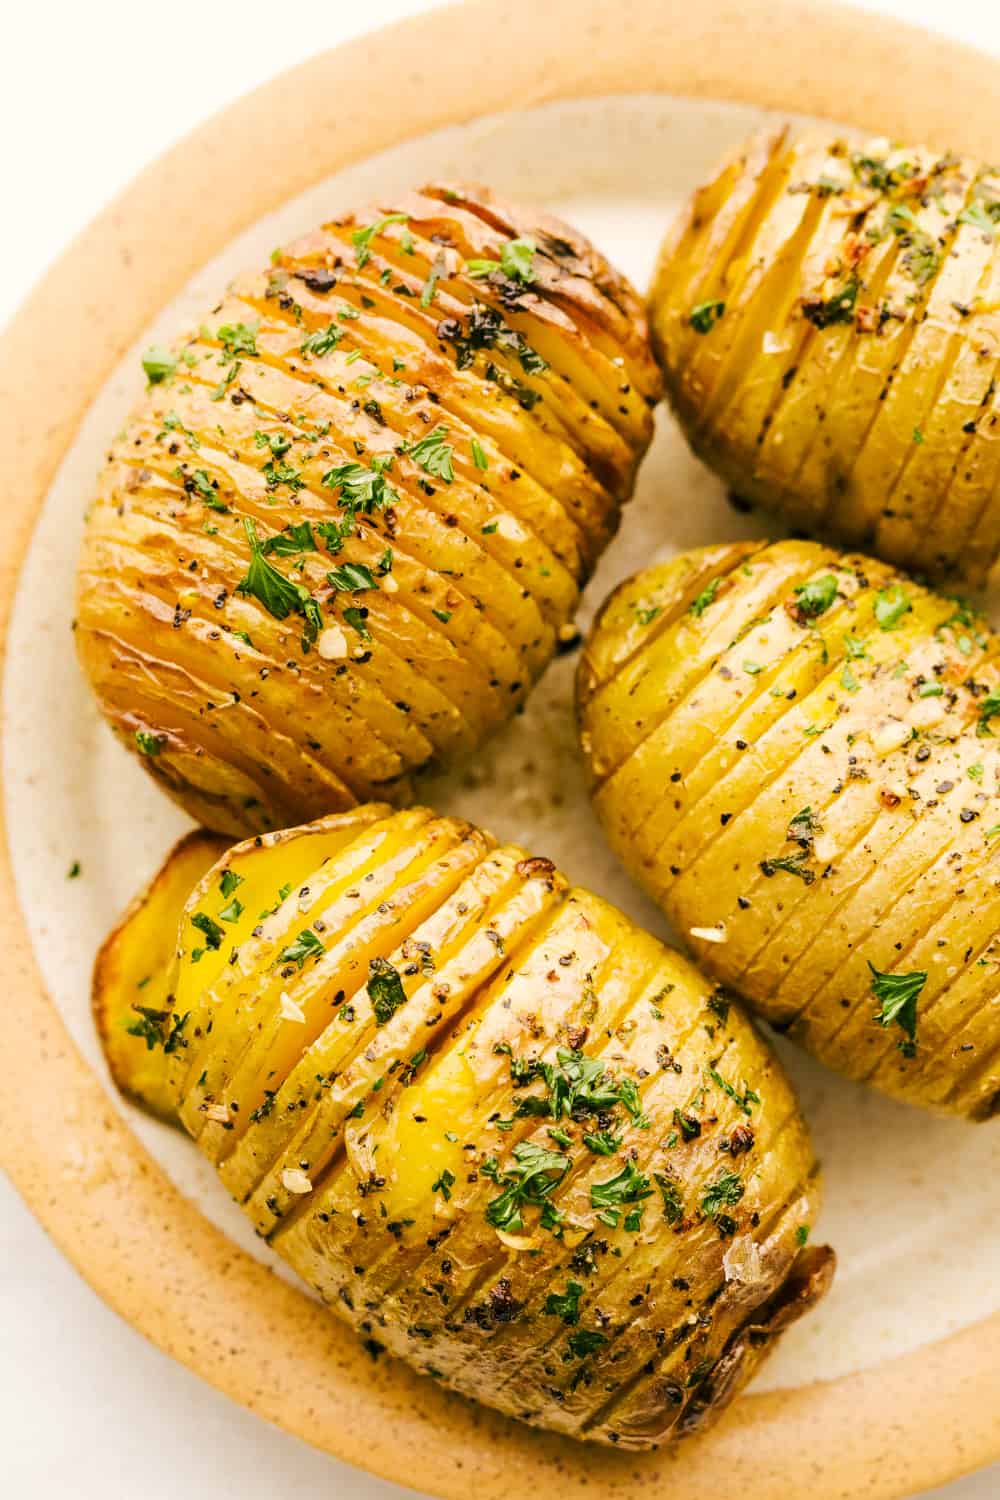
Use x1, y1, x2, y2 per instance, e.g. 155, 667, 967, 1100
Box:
94, 803, 829, 1449
650, 129, 1000, 584
578, 538, 1000, 1118
76, 185, 661, 836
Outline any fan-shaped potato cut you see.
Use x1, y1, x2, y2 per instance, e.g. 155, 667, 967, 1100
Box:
76, 186, 661, 836
94, 803, 830, 1449
578, 537, 1000, 1117
650, 128, 1000, 584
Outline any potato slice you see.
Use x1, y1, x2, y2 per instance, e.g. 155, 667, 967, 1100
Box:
579, 537, 1000, 1117
651, 131, 1000, 584
76, 187, 661, 836
93, 803, 830, 1449
92, 830, 228, 1123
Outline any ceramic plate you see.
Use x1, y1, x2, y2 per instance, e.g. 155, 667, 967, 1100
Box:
2, 3, 999, 1496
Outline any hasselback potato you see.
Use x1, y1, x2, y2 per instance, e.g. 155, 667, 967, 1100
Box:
94, 804, 831, 1449
76, 186, 660, 835
578, 537, 1000, 1118
650, 128, 1000, 584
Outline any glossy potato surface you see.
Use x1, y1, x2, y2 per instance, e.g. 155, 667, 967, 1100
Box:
650, 129, 1000, 584
77, 186, 660, 835
96, 804, 829, 1449
578, 538, 1000, 1117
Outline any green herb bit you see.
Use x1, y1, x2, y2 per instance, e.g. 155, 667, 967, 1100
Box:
277, 928, 325, 970
690, 577, 721, 617
67, 860, 81, 879
791, 574, 838, 620
801, 277, 858, 328
689, 300, 725, 334
300, 323, 344, 357
126, 1006, 189, 1054
467, 235, 536, 286
708, 1068, 760, 1116
142, 346, 177, 384
470, 436, 489, 470
368, 957, 407, 1025
328, 561, 377, 592
700, 1170, 745, 1220
484, 1141, 570, 1233
567, 1329, 606, 1359
261, 522, 318, 558
220, 869, 243, 898
431, 1168, 455, 1202
351, 212, 409, 268
869, 960, 927, 1057
191, 911, 224, 950
321, 456, 398, 514
654, 1171, 684, 1225
544, 1279, 583, 1324
590, 1161, 653, 1219
404, 424, 454, 482
874, 583, 912, 631
134, 729, 164, 757
977, 688, 1000, 737
236, 519, 322, 645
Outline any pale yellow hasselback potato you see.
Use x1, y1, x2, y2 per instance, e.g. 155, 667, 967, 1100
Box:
578, 537, 1000, 1118
650, 128, 1000, 584
76, 186, 661, 836
93, 804, 831, 1450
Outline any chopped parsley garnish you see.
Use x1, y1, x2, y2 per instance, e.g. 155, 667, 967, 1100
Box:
885, 204, 941, 285
467, 235, 536, 286
801, 277, 858, 327
191, 911, 224, 950
792, 574, 838, 620
874, 584, 912, 631
134, 729, 164, 757
327, 561, 377, 592
499, 1045, 646, 1127
404, 425, 454, 483
760, 848, 815, 883
431, 1168, 455, 1202
689, 300, 725, 333
220, 869, 243, 899
368, 957, 407, 1025
300, 323, 344, 357
352, 212, 410, 268
690, 577, 721, 617
484, 1140, 570, 1233
126, 1006, 189, 1053
217, 320, 259, 358
700, 1171, 745, 1220
544, 1279, 583, 1324
654, 1171, 684, 1225
142, 346, 177, 384
976, 688, 1000, 737
218, 897, 244, 924
67, 860, 81, 879
843, 633, 868, 659
590, 1161, 653, 1227
869, 960, 926, 1057
343, 606, 371, 639
277, 928, 326, 969
841, 663, 860, 694
958, 201, 999, 237
236, 519, 323, 646
708, 1068, 760, 1116
470, 437, 489, 470
321, 456, 398, 515
261, 522, 318, 558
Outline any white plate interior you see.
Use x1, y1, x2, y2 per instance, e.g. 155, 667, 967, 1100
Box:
6, 92, 1000, 1397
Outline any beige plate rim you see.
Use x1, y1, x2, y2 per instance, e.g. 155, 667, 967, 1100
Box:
2, 1, 999, 1494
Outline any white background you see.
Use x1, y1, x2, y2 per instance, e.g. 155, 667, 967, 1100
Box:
1, 2, 997, 1496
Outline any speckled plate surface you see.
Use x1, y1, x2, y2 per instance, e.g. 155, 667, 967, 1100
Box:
2, 3, 1000, 1496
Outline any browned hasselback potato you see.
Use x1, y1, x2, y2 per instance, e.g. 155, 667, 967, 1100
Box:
649, 128, 1000, 584
76, 185, 661, 835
